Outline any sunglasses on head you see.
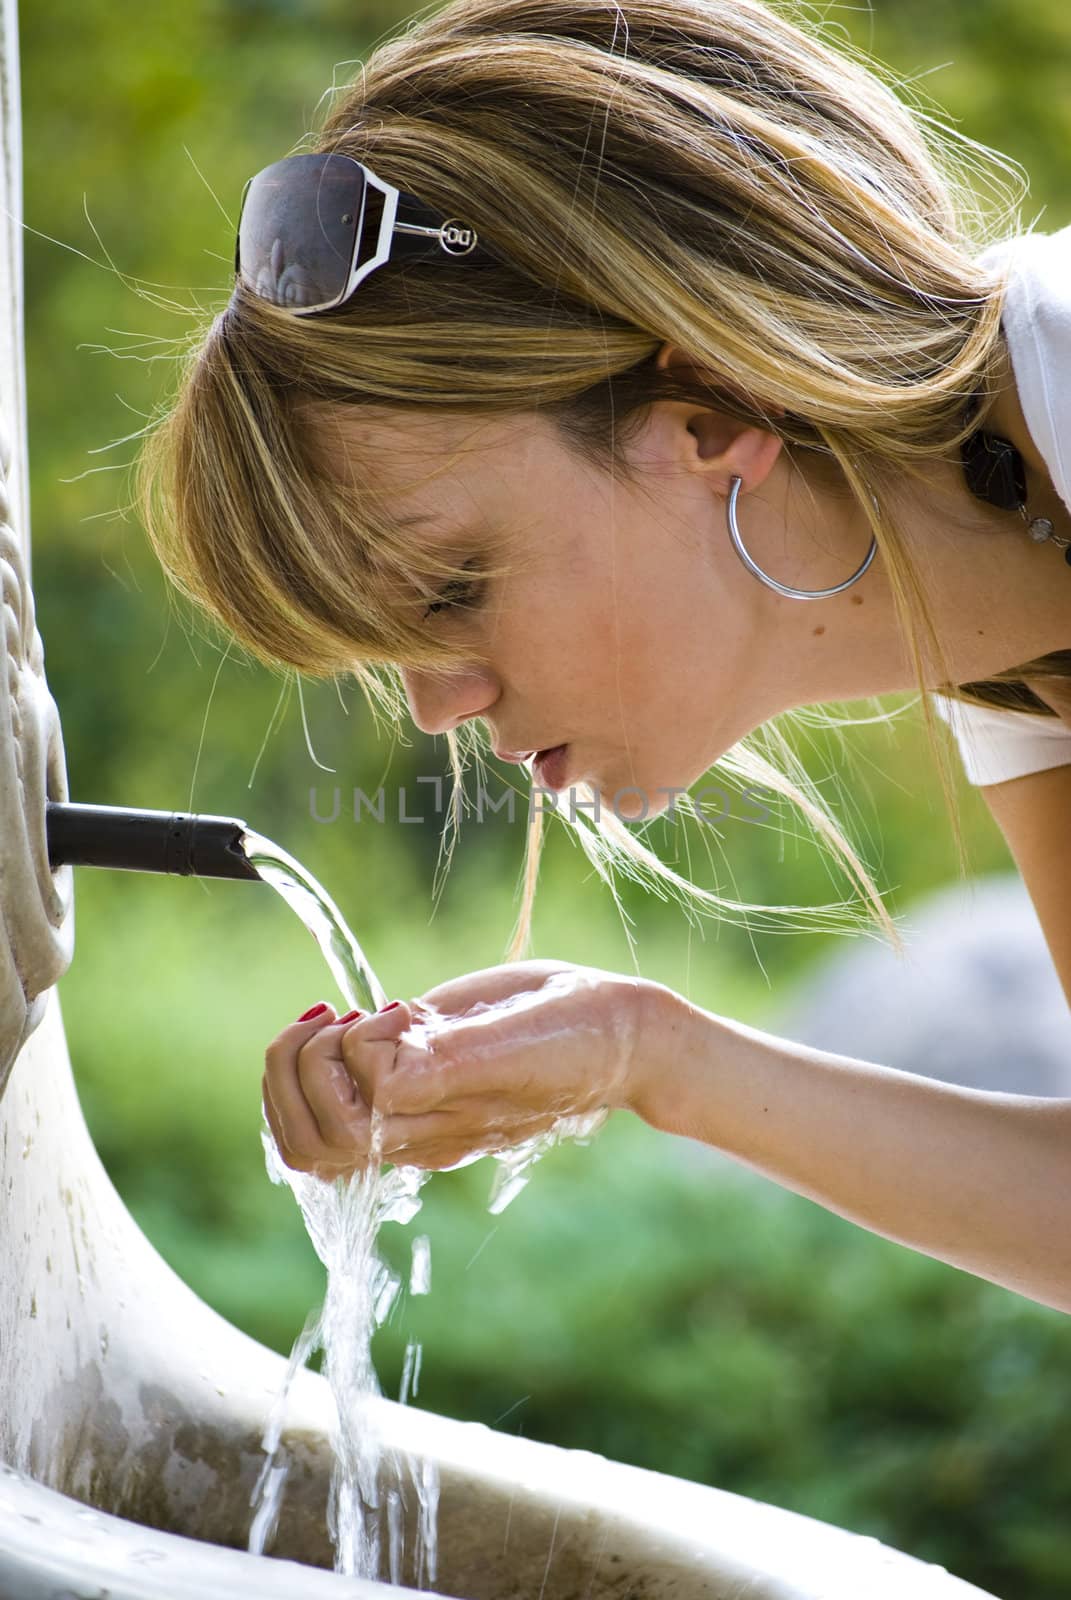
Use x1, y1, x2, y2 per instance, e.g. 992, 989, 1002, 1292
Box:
234, 150, 491, 316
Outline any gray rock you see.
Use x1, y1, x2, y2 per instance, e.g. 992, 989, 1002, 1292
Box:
768, 873, 1071, 1097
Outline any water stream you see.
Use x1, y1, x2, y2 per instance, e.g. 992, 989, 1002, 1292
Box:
240, 828, 606, 1585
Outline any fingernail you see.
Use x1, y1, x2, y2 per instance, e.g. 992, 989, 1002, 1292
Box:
337, 1009, 363, 1024
298, 1002, 329, 1022
379, 1000, 401, 1013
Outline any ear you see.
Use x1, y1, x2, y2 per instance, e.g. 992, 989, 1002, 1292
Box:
654, 343, 784, 494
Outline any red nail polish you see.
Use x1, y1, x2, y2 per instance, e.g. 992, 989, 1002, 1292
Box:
298, 1003, 329, 1022
380, 1000, 401, 1013
337, 1009, 363, 1024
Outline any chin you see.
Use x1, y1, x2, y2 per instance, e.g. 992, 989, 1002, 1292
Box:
589, 777, 675, 824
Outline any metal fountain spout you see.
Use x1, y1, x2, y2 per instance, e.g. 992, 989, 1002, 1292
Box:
45, 801, 262, 882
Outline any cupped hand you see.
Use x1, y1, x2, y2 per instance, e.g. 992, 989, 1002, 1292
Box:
262, 961, 652, 1178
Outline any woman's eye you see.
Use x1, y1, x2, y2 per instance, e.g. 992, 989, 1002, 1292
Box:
421, 564, 485, 621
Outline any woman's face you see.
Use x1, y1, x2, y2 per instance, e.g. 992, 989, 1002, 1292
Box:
318, 398, 891, 821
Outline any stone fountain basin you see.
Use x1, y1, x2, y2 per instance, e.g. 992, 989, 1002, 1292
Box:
0, 1387, 998, 1600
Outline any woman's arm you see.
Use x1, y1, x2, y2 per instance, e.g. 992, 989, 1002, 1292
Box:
630, 983, 1071, 1313
266, 961, 1071, 1315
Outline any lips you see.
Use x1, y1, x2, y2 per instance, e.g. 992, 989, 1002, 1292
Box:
493, 743, 571, 789
532, 744, 570, 791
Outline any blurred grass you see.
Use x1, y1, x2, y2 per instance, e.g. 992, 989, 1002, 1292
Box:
20, 1, 1071, 1595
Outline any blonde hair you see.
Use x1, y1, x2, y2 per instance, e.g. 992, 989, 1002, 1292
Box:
139, 0, 1057, 965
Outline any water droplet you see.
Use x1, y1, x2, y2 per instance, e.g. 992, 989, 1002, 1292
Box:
409, 1235, 431, 1295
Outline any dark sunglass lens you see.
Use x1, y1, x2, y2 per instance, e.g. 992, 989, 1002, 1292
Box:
237, 153, 364, 310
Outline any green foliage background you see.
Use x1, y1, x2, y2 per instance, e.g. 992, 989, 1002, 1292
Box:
19, 2, 1071, 1596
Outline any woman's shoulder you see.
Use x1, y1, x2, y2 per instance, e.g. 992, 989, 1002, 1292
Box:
979, 223, 1071, 350
931, 691, 1071, 787
980, 224, 1071, 333
979, 221, 1071, 274
979, 222, 1071, 514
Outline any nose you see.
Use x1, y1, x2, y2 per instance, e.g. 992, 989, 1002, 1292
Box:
399, 663, 499, 738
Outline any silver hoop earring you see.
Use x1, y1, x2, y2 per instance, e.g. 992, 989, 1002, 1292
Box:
726, 475, 878, 601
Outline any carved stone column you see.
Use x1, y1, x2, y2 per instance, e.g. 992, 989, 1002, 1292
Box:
0, 0, 72, 1090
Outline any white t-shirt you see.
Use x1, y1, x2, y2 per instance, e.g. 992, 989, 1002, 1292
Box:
929, 223, 1071, 786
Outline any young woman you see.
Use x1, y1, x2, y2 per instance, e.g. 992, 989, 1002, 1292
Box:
140, 0, 1071, 1313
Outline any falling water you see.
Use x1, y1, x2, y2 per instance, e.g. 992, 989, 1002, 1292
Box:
240, 827, 606, 1585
